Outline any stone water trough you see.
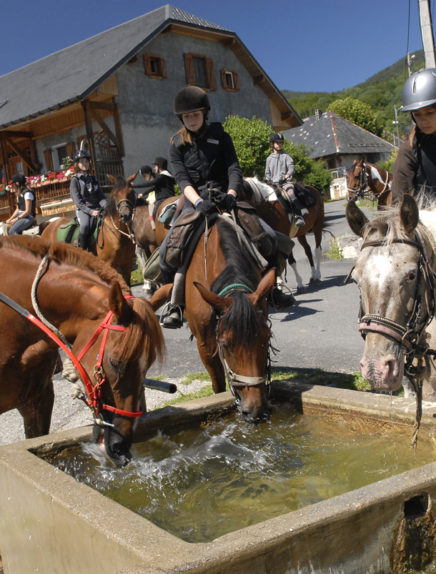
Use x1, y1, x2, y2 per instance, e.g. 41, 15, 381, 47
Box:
1, 382, 436, 574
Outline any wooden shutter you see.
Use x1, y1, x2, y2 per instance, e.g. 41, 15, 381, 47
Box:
206, 58, 216, 91
184, 54, 195, 85
66, 142, 75, 160
44, 149, 53, 171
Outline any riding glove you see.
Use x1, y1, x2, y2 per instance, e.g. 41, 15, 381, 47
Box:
222, 194, 237, 212
196, 199, 217, 216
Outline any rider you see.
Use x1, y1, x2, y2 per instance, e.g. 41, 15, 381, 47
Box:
265, 132, 307, 227
70, 149, 107, 251
392, 67, 436, 205
6, 174, 36, 235
159, 86, 295, 328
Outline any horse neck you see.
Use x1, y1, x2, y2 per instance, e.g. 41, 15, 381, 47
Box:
367, 164, 390, 192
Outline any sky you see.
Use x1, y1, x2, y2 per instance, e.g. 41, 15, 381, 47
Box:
0, 0, 431, 92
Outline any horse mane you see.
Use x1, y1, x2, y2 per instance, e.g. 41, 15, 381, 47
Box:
242, 177, 277, 205
0, 235, 130, 293
211, 217, 269, 346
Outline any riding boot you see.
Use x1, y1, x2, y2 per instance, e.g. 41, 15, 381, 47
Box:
269, 283, 297, 310
160, 271, 185, 329
291, 199, 308, 228
78, 233, 89, 251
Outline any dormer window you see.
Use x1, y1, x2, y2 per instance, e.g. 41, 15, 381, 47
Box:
184, 53, 216, 91
144, 54, 167, 79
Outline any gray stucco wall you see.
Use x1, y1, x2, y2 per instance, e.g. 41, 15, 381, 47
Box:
116, 31, 273, 176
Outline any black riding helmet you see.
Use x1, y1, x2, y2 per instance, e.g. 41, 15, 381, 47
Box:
174, 86, 210, 116
154, 156, 168, 170
11, 174, 26, 186
270, 132, 284, 144
73, 149, 91, 163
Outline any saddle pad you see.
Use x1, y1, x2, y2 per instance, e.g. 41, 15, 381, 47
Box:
56, 220, 79, 244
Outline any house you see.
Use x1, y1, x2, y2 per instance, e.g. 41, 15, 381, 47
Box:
0, 4, 301, 219
283, 110, 396, 199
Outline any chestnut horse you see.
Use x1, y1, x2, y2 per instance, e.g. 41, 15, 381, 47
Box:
347, 159, 392, 209
184, 215, 275, 421
41, 174, 137, 284
0, 235, 166, 466
242, 177, 325, 290
346, 195, 436, 415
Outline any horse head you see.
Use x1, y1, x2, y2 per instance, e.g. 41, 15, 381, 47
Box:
106, 174, 137, 224
193, 269, 275, 423
347, 160, 366, 200
346, 195, 435, 393
85, 281, 165, 466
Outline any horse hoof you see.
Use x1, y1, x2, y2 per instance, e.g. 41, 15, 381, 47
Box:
308, 278, 321, 286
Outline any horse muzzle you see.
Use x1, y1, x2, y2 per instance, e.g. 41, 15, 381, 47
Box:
360, 351, 404, 392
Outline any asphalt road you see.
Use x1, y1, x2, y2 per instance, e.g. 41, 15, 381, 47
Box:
137, 198, 366, 380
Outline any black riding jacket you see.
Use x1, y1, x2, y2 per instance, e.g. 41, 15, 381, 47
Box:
70, 173, 107, 216
133, 171, 176, 202
169, 122, 242, 206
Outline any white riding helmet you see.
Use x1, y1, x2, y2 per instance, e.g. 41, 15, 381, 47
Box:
401, 68, 436, 112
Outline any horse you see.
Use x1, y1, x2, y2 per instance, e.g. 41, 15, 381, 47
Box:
40, 174, 137, 285
242, 177, 325, 290
346, 195, 436, 412
347, 159, 392, 209
0, 235, 167, 466
183, 215, 276, 422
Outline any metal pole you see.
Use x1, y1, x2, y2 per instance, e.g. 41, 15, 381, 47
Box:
419, 0, 436, 68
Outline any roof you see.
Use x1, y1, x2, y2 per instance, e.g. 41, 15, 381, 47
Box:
0, 4, 299, 130
0, 5, 228, 129
283, 111, 396, 158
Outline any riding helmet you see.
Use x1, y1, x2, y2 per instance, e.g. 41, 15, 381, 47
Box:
174, 86, 210, 115
11, 174, 26, 186
73, 149, 91, 162
154, 157, 168, 170
401, 68, 436, 112
140, 165, 153, 176
270, 132, 285, 144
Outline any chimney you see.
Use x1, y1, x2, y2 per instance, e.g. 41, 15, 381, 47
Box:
314, 109, 322, 120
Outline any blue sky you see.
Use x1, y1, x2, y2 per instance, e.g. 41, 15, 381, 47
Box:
0, 0, 429, 92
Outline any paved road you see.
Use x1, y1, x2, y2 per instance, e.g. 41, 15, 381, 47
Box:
137, 198, 366, 380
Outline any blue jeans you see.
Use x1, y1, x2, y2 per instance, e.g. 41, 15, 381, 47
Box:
9, 215, 34, 235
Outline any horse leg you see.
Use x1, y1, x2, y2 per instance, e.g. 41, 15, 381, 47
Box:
287, 251, 305, 291
17, 376, 55, 438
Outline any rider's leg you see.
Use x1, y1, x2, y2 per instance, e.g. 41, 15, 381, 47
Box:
159, 229, 184, 328
77, 210, 92, 251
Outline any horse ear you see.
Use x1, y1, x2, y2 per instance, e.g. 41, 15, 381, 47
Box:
126, 173, 137, 186
193, 281, 232, 315
346, 200, 368, 237
247, 269, 276, 308
148, 284, 173, 312
107, 174, 117, 184
400, 193, 419, 233
108, 281, 134, 324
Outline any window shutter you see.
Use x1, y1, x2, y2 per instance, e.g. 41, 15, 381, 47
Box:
184, 54, 195, 85
66, 142, 75, 160
233, 71, 240, 91
206, 58, 216, 91
44, 149, 53, 171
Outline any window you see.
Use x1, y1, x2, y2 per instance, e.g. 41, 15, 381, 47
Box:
184, 53, 216, 91
51, 144, 68, 170
221, 69, 240, 92
144, 54, 167, 79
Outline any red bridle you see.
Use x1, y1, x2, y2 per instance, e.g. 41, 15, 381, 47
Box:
27, 295, 143, 420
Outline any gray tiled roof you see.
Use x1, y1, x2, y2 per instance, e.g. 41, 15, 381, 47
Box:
283, 111, 395, 158
0, 5, 229, 129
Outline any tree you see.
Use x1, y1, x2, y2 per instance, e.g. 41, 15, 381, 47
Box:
327, 97, 383, 135
223, 115, 332, 192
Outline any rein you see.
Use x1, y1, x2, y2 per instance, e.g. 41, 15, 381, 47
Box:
0, 260, 143, 423
98, 198, 136, 248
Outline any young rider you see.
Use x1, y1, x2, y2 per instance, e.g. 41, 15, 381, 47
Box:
6, 174, 36, 235
265, 132, 307, 226
392, 67, 436, 205
70, 149, 107, 251
133, 157, 175, 228
159, 86, 295, 328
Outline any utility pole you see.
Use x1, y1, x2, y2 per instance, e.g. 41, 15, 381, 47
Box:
407, 52, 415, 75
419, 0, 436, 68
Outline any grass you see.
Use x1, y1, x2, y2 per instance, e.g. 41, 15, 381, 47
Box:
326, 237, 343, 260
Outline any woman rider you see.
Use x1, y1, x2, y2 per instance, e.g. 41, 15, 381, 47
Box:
159, 86, 295, 328
392, 68, 436, 205
6, 174, 36, 235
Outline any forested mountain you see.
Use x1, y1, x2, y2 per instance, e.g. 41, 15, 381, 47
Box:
283, 50, 425, 141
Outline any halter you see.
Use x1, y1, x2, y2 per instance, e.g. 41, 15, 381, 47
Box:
98, 197, 136, 248
215, 284, 271, 394
354, 235, 436, 374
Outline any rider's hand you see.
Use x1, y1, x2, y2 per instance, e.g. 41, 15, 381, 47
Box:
222, 194, 237, 212
196, 199, 216, 216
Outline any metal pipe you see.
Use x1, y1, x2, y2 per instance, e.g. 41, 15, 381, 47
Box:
144, 378, 177, 394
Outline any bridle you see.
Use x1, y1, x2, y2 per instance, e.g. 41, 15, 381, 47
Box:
214, 283, 272, 397
348, 163, 367, 197
98, 196, 136, 247
348, 233, 436, 389
0, 259, 143, 425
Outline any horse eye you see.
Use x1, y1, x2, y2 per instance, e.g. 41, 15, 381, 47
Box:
109, 358, 122, 371
407, 271, 416, 281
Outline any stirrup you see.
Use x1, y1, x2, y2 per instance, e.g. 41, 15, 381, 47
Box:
293, 214, 305, 227
160, 303, 184, 329
269, 286, 297, 310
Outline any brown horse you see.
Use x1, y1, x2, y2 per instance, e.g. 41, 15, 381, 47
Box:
0, 235, 167, 466
183, 215, 275, 422
347, 159, 392, 209
346, 195, 436, 404
242, 177, 325, 290
41, 174, 137, 284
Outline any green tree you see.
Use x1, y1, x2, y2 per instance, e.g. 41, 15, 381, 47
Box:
223, 115, 332, 192
328, 97, 383, 135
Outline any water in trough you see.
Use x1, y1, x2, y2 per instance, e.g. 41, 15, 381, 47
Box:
42, 404, 436, 544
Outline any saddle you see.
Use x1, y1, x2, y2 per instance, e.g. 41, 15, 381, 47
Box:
279, 182, 317, 211
164, 210, 207, 269
56, 218, 100, 247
